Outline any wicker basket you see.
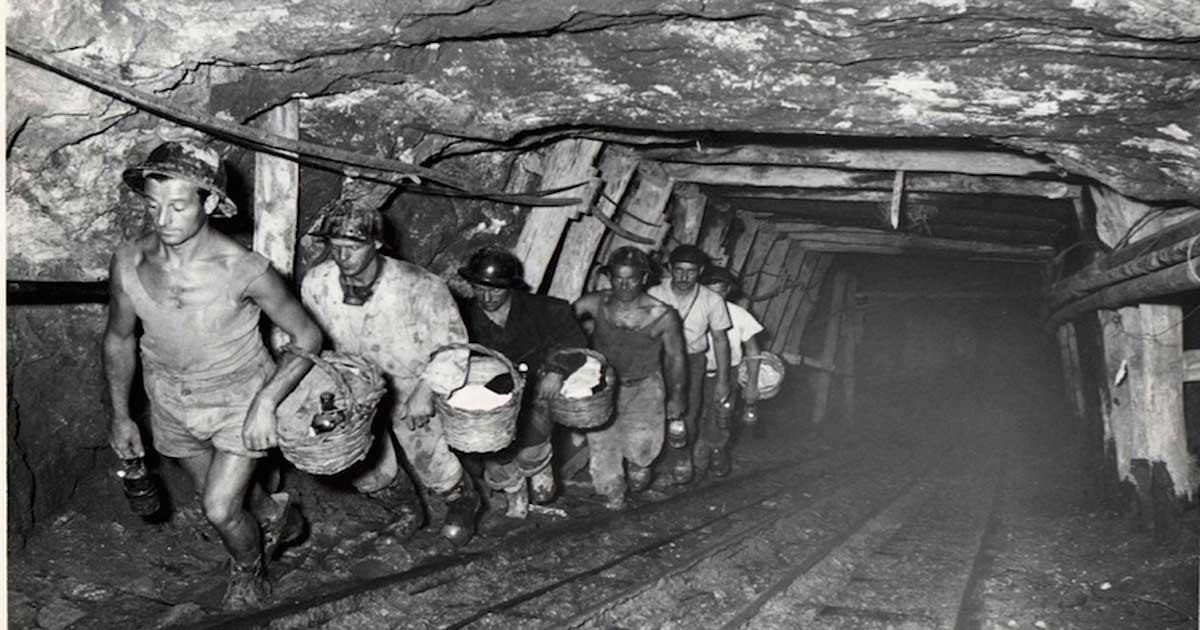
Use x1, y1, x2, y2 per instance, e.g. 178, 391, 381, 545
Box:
432, 343, 522, 453
276, 347, 386, 475
738, 352, 786, 400
547, 348, 616, 429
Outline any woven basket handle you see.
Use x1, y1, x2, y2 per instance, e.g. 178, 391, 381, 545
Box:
431, 342, 523, 392
284, 345, 354, 407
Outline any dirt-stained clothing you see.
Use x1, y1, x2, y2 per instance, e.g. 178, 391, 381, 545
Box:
588, 307, 669, 499
302, 256, 468, 494
464, 291, 587, 492
118, 245, 275, 459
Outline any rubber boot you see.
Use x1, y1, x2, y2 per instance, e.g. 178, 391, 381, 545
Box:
530, 465, 555, 504
440, 477, 480, 547
710, 448, 732, 478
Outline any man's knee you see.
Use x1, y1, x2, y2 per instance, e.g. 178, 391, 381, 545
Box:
202, 492, 245, 529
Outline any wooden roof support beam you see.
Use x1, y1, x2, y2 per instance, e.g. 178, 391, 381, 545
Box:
549, 145, 639, 301
664, 164, 1081, 199
1184, 349, 1200, 383
600, 161, 675, 258
514, 139, 604, 290
747, 237, 793, 321
253, 102, 299, 352
760, 243, 808, 338
697, 200, 733, 267
645, 145, 1063, 177
737, 223, 779, 297
728, 214, 762, 275
774, 223, 1055, 260
783, 254, 833, 356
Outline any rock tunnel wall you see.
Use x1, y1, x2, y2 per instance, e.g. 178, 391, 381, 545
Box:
7, 0, 1200, 543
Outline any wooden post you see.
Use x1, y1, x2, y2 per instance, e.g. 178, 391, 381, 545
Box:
728, 214, 761, 276
666, 183, 706, 247
834, 276, 860, 423
1100, 305, 1196, 526
811, 271, 851, 425
697, 201, 733, 266
548, 145, 638, 301
888, 170, 904, 229
738, 225, 779, 299
782, 254, 834, 355
513, 139, 603, 290
769, 249, 825, 354
1056, 323, 1088, 429
253, 101, 300, 352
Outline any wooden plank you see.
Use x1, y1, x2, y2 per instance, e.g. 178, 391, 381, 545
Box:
1184, 349, 1200, 383
783, 254, 833, 355
513, 138, 604, 290
1090, 184, 1194, 249
811, 271, 852, 425
770, 250, 822, 354
666, 183, 706, 247
888, 170, 904, 230
253, 102, 300, 352
548, 145, 638, 301
778, 227, 1054, 260
747, 236, 792, 322
600, 161, 674, 256
737, 224, 779, 298
760, 243, 807, 340
728, 214, 761, 275
663, 163, 1080, 198
646, 145, 1063, 177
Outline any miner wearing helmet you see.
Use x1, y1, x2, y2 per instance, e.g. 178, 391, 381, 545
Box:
458, 248, 588, 518
572, 247, 687, 509
300, 200, 480, 546
104, 140, 322, 610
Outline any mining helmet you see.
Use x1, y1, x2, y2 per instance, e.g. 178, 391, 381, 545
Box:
308, 199, 384, 244
122, 141, 237, 218
699, 266, 737, 287
458, 248, 525, 289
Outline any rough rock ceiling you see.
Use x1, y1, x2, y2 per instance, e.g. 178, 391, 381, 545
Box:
9, 0, 1200, 206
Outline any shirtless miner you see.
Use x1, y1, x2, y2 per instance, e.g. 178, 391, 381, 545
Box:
103, 141, 322, 610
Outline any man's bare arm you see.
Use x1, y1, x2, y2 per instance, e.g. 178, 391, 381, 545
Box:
242, 268, 323, 450
742, 334, 762, 403
102, 253, 143, 459
711, 330, 732, 401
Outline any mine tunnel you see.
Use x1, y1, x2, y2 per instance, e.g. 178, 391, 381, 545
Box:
6, 2, 1200, 629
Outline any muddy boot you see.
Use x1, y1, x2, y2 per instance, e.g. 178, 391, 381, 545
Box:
505, 485, 530, 519
529, 465, 556, 504
221, 554, 270, 611
627, 465, 652, 493
366, 476, 425, 540
440, 477, 480, 547
670, 453, 694, 486
710, 448, 732, 478
262, 492, 306, 561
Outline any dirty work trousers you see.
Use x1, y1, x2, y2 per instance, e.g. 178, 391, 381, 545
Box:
483, 386, 554, 493
352, 405, 465, 496
589, 374, 666, 500
692, 368, 735, 474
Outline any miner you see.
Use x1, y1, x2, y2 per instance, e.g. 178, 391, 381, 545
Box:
573, 246, 687, 509
647, 244, 732, 485
300, 201, 481, 546
459, 248, 589, 517
696, 266, 763, 476
104, 140, 320, 610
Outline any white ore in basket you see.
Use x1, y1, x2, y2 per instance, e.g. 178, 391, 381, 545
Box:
559, 356, 602, 399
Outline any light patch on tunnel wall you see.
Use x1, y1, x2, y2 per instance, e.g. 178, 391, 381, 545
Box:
661, 19, 770, 53
866, 71, 964, 109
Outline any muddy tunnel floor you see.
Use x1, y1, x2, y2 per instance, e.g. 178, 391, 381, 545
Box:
10, 407, 1198, 630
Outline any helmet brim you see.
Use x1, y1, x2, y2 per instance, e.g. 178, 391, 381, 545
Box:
122, 166, 238, 218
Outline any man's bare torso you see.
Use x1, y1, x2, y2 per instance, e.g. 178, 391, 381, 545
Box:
129, 232, 249, 309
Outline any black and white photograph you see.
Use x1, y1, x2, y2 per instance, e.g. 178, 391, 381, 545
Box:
5, 2, 1200, 628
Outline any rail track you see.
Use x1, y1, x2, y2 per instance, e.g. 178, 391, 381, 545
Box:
173, 444, 1005, 630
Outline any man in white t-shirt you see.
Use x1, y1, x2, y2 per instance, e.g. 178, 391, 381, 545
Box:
698, 267, 763, 476
647, 245, 731, 485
